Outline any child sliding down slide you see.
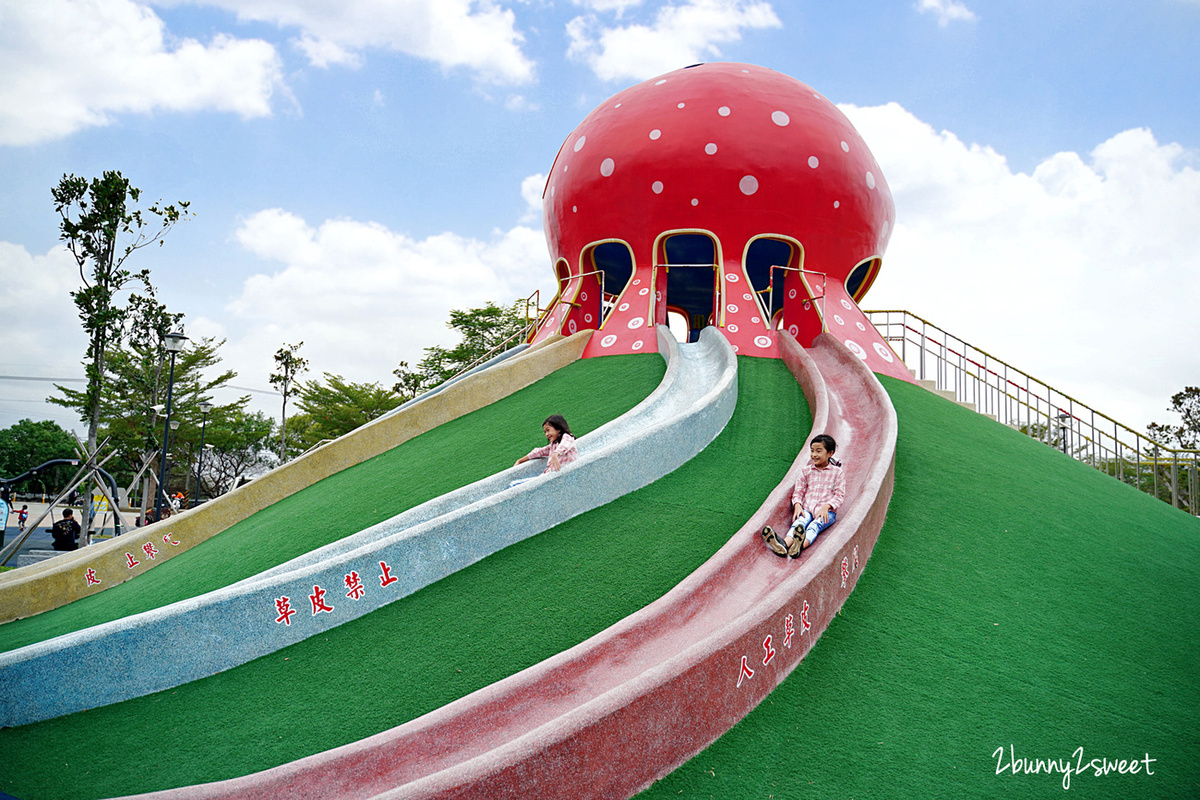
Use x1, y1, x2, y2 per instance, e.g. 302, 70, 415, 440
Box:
510, 414, 578, 487
762, 434, 845, 558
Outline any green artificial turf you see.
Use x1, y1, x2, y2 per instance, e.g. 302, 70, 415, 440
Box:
0, 357, 808, 800
639, 375, 1200, 799
0, 355, 665, 655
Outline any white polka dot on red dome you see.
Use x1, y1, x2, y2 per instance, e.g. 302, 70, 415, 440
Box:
739, 175, 759, 195
833, 200, 840, 208
881, 220, 889, 237
691, 198, 699, 206
677, 102, 685, 109
572, 206, 577, 212
841, 141, 850, 152
652, 181, 663, 194
649, 129, 661, 140
718, 106, 731, 116
866, 171, 876, 189
573, 136, 586, 152
705, 143, 717, 154
600, 158, 615, 177
808, 156, 819, 168
655, 79, 667, 85
772, 111, 790, 126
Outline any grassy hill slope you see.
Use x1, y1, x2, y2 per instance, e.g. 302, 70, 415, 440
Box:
0, 355, 665, 654
640, 375, 1200, 799
0, 357, 808, 800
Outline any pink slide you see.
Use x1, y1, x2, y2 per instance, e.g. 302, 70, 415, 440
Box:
124, 331, 897, 800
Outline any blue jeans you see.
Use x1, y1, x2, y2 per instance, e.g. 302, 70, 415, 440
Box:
789, 509, 836, 547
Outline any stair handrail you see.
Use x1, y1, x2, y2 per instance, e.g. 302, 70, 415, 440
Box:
866, 309, 1198, 513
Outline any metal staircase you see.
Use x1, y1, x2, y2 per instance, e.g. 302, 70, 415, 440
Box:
867, 310, 1198, 515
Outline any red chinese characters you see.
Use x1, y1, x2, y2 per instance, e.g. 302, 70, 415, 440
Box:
783, 613, 795, 648
840, 556, 849, 588
125, 552, 140, 569
737, 655, 755, 688
142, 542, 159, 560
800, 599, 812, 634
378, 560, 398, 588
344, 571, 365, 600
274, 596, 296, 625
163, 532, 180, 546
84, 568, 101, 586
852, 544, 860, 571
762, 634, 776, 666
309, 585, 334, 615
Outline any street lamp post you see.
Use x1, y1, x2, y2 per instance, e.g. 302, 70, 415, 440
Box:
194, 401, 213, 508
1058, 412, 1071, 455
153, 329, 188, 522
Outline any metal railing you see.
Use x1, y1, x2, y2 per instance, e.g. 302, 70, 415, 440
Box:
866, 309, 1199, 514
451, 290, 543, 379
766, 266, 827, 331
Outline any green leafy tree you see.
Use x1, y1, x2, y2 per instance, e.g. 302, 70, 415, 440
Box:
1148, 386, 1200, 450
50, 171, 191, 461
0, 420, 78, 494
393, 300, 529, 394
269, 342, 309, 461
197, 409, 275, 497
275, 411, 316, 462
1138, 386, 1200, 513
294, 373, 401, 449
50, 288, 239, 508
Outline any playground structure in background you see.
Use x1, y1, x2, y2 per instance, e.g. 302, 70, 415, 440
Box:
1, 62, 1188, 799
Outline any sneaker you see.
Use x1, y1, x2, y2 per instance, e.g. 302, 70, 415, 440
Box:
787, 535, 803, 558
761, 526, 787, 557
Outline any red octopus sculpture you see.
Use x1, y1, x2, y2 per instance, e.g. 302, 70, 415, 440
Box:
531, 61, 910, 380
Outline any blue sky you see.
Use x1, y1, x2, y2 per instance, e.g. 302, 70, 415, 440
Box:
1, 0, 1198, 438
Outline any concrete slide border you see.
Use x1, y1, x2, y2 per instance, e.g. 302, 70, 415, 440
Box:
118, 331, 897, 800
0, 327, 736, 727
0, 334, 586, 624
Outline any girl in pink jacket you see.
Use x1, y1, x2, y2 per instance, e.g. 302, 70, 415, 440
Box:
514, 415, 578, 475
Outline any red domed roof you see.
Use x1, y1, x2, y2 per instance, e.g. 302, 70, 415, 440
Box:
530, 62, 910, 379
543, 62, 894, 287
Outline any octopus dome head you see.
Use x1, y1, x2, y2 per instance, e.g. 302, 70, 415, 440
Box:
536, 62, 895, 353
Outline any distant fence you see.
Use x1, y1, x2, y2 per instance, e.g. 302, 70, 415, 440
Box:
866, 310, 1198, 514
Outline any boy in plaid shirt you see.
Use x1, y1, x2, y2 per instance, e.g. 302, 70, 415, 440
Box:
762, 434, 845, 558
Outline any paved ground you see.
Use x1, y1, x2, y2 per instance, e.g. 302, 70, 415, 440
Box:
1, 502, 126, 568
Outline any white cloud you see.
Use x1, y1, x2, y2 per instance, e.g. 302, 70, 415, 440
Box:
220, 209, 554, 407
566, 0, 781, 82
915, 0, 977, 27
0, 244, 92, 430
572, 0, 645, 15
843, 102, 1200, 429
184, 0, 536, 84
0, 0, 283, 146
519, 173, 546, 222
504, 93, 540, 112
